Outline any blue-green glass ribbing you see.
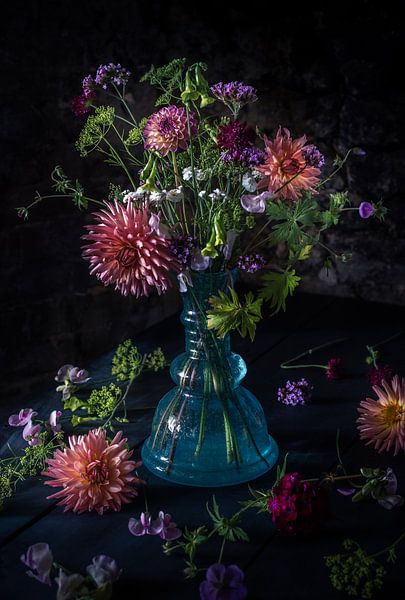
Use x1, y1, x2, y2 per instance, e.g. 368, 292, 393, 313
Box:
142, 270, 278, 487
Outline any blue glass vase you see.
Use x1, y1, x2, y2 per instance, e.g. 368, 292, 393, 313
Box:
142, 270, 278, 486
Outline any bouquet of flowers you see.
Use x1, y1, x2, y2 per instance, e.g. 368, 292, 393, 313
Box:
20, 58, 386, 486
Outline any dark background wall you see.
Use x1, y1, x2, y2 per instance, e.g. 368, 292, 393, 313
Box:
1, 0, 404, 396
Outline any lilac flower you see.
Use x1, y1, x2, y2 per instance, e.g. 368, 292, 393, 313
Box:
237, 254, 266, 274
200, 564, 247, 600
8, 408, 36, 427
94, 63, 131, 89
48, 410, 62, 435
302, 144, 325, 169
86, 555, 122, 587
82, 74, 95, 98
128, 512, 163, 537
149, 212, 170, 238
210, 82, 258, 108
156, 511, 182, 541
359, 202, 374, 219
191, 252, 211, 271
22, 420, 42, 446
55, 569, 85, 600
21, 543, 53, 585
277, 378, 314, 406
240, 191, 273, 213
377, 468, 404, 510
170, 235, 196, 267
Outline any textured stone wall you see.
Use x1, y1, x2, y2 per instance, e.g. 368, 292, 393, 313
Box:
1, 1, 404, 394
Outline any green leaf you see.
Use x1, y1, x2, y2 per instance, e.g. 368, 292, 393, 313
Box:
63, 396, 86, 412
207, 289, 263, 341
259, 270, 301, 313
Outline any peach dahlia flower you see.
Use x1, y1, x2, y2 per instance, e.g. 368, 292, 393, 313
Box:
43, 429, 143, 514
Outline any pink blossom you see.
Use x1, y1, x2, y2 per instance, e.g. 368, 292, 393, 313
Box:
8, 408, 36, 427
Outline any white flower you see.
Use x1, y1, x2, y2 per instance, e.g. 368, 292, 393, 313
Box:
177, 271, 193, 293
196, 169, 207, 181
208, 188, 226, 201
123, 190, 143, 203
242, 172, 258, 193
166, 187, 184, 203
198, 190, 207, 198
182, 167, 193, 181
149, 191, 166, 203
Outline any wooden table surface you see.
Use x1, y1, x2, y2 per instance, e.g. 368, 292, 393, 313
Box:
1, 293, 404, 599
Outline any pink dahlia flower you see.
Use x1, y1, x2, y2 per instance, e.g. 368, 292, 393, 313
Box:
357, 375, 405, 456
82, 202, 179, 297
256, 127, 321, 201
42, 429, 143, 514
144, 105, 196, 156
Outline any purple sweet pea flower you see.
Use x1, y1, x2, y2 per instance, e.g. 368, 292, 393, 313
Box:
359, 202, 374, 219
8, 408, 37, 427
200, 564, 247, 600
128, 512, 163, 537
55, 569, 85, 600
86, 555, 122, 587
22, 420, 42, 446
378, 468, 404, 510
191, 252, 211, 271
68, 368, 90, 385
48, 410, 62, 435
55, 365, 90, 400
222, 230, 238, 260
240, 191, 273, 213
149, 212, 170, 238
157, 511, 182, 541
21, 542, 53, 585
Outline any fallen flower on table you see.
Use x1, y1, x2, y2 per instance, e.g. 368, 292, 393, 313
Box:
128, 510, 182, 540
367, 363, 394, 387
199, 563, 247, 600
42, 429, 143, 514
277, 378, 313, 406
337, 467, 404, 510
21, 543, 121, 600
357, 375, 405, 455
280, 338, 347, 380
325, 533, 405, 600
55, 364, 90, 401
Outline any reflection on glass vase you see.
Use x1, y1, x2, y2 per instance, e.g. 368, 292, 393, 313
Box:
142, 270, 278, 487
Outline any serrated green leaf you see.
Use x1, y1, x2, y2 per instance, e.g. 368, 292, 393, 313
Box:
207, 288, 263, 341
259, 270, 300, 313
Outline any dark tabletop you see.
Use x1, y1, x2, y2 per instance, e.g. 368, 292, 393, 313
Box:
1, 293, 405, 599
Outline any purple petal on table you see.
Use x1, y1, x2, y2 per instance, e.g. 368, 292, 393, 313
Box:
86, 555, 122, 587
21, 542, 53, 585
337, 488, 356, 496
157, 511, 182, 540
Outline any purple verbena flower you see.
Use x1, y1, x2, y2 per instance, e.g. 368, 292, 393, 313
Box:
128, 512, 163, 537
302, 144, 325, 169
211, 81, 258, 107
200, 563, 248, 600
94, 63, 131, 89
359, 202, 374, 219
21, 543, 53, 585
86, 555, 122, 587
277, 378, 314, 406
170, 235, 196, 267
8, 408, 36, 427
237, 254, 266, 274
82, 74, 95, 98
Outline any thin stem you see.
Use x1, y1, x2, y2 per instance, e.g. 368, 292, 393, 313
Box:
370, 531, 405, 559
218, 537, 226, 565
370, 331, 403, 352
280, 338, 347, 369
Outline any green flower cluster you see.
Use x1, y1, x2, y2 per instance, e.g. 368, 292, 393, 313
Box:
76, 106, 115, 157
0, 432, 64, 511
112, 339, 142, 381
86, 384, 122, 419
325, 539, 386, 599
145, 347, 166, 372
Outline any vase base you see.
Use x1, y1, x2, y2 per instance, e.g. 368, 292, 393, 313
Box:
141, 434, 279, 488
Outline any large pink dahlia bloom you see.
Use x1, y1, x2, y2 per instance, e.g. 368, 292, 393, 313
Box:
256, 127, 321, 201
144, 105, 196, 156
42, 429, 143, 514
82, 202, 178, 297
357, 375, 405, 455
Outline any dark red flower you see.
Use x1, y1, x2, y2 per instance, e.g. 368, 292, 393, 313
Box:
367, 364, 394, 387
326, 357, 345, 380
268, 472, 328, 535
71, 92, 96, 117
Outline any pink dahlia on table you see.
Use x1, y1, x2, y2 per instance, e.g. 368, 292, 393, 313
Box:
357, 375, 405, 455
82, 201, 179, 297
144, 105, 197, 156
42, 429, 143, 514
256, 127, 322, 201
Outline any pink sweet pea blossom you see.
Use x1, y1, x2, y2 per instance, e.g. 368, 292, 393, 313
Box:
8, 408, 36, 427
